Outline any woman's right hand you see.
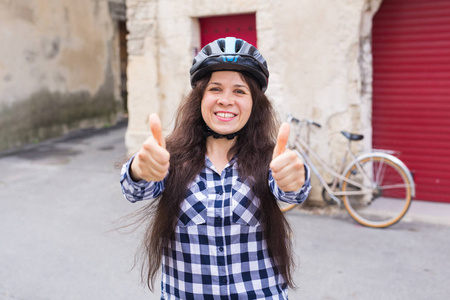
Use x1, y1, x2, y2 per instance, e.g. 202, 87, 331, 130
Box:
129, 113, 170, 182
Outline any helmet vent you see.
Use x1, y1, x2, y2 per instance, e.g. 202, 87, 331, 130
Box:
218, 39, 226, 52
235, 39, 243, 52
202, 45, 212, 55
247, 46, 256, 56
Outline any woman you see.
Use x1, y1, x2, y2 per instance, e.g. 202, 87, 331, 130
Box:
120, 37, 311, 299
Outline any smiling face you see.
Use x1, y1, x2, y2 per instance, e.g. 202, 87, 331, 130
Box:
201, 71, 253, 136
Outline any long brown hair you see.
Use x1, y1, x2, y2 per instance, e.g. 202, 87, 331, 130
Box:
137, 72, 296, 290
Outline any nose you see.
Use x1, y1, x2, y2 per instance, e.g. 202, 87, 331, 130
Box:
217, 90, 234, 106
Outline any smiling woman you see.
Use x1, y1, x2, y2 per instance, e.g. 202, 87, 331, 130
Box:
120, 37, 311, 299
201, 71, 253, 136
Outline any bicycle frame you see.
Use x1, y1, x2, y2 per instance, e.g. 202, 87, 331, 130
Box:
287, 117, 416, 206
285, 115, 417, 228
290, 136, 352, 206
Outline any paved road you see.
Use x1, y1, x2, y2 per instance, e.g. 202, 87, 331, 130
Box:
0, 124, 449, 300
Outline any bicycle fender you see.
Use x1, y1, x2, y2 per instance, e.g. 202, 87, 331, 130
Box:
340, 152, 416, 199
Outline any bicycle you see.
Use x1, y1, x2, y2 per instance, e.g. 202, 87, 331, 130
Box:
279, 115, 416, 228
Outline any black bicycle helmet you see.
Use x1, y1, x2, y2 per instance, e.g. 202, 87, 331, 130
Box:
190, 37, 269, 92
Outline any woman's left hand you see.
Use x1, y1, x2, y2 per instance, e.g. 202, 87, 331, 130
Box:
270, 123, 305, 192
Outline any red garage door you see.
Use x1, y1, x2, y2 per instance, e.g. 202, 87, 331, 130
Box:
372, 0, 450, 202
199, 13, 257, 48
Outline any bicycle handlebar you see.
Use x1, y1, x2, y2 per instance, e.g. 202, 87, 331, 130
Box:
306, 120, 322, 128
287, 114, 322, 128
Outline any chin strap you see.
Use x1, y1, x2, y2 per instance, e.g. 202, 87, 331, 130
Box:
203, 126, 241, 140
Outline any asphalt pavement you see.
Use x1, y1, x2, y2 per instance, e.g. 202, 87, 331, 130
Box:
0, 123, 449, 300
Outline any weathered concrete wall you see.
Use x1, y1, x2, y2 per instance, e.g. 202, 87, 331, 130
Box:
0, 0, 124, 152
125, 0, 159, 154
125, 0, 383, 201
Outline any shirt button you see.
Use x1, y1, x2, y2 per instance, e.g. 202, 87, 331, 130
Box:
219, 246, 224, 252
218, 190, 223, 195
221, 278, 227, 284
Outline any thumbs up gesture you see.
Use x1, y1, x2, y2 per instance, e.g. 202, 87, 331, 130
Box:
129, 114, 170, 182
270, 123, 305, 192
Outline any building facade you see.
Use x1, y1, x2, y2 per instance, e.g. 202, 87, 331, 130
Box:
125, 0, 384, 201
125, 0, 450, 203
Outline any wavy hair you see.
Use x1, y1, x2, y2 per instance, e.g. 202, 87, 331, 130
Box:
136, 72, 296, 290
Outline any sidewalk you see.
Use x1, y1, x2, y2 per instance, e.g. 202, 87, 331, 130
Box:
297, 197, 450, 228
403, 199, 450, 226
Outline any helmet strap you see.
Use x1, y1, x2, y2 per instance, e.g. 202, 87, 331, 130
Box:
203, 125, 242, 140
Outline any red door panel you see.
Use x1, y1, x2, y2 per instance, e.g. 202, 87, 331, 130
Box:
372, 0, 450, 202
199, 13, 257, 47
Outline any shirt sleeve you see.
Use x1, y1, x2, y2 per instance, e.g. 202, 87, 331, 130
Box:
120, 155, 167, 203
269, 163, 312, 204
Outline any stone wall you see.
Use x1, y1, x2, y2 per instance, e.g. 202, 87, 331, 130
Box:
0, 0, 125, 152
125, 0, 383, 201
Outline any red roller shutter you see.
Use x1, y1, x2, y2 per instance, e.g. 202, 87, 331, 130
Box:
199, 13, 257, 48
372, 0, 450, 202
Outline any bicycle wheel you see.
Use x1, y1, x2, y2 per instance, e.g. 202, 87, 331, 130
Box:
278, 201, 297, 213
341, 154, 413, 228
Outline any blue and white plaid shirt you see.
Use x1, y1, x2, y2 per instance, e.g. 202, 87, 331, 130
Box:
120, 156, 311, 299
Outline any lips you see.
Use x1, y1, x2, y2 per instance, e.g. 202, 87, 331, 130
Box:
214, 111, 237, 123
215, 112, 237, 118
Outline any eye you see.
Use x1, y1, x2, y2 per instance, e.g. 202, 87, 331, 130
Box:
208, 86, 221, 92
235, 89, 246, 95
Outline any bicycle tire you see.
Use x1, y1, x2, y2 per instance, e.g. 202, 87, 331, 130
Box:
341, 154, 413, 228
278, 201, 297, 213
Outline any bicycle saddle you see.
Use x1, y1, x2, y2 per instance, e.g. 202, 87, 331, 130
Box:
341, 131, 364, 141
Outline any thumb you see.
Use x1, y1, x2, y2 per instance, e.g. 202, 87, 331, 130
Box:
149, 113, 166, 148
273, 123, 290, 159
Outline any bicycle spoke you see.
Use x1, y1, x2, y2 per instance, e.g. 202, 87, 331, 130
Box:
378, 183, 410, 191
341, 155, 412, 228
374, 157, 388, 186
335, 190, 370, 197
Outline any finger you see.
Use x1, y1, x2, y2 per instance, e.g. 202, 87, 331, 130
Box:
145, 165, 169, 182
137, 165, 167, 182
134, 152, 169, 181
142, 141, 170, 163
272, 167, 305, 192
149, 113, 165, 148
276, 178, 305, 192
273, 123, 290, 159
146, 153, 170, 174
270, 149, 299, 172
272, 162, 305, 183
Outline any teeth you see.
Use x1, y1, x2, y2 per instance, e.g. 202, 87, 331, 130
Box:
216, 112, 236, 118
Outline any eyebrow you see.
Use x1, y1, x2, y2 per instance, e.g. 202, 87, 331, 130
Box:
208, 82, 250, 90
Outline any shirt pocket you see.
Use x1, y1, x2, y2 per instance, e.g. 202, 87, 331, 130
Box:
177, 178, 208, 227
231, 178, 261, 227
